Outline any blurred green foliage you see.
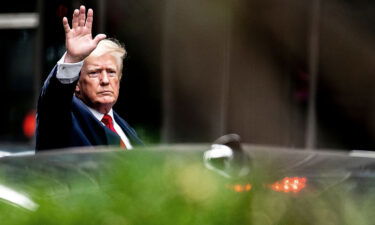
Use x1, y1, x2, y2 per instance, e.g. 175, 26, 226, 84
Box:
0, 149, 375, 225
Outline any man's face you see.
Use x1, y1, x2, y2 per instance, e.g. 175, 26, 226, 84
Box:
76, 53, 121, 113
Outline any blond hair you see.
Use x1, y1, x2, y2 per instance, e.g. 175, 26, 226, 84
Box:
89, 38, 127, 76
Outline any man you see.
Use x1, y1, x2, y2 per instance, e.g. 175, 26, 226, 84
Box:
36, 5, 142, 151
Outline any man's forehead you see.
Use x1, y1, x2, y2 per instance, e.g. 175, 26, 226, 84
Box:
85, 63, 117, 69
84, 60, 118, 69
85, 54, 118, 67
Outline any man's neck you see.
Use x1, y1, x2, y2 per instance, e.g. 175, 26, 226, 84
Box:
87, 106, 114, 121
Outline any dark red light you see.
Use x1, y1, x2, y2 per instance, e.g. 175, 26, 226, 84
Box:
23, 110, 36, 139
270, 177, 307, 193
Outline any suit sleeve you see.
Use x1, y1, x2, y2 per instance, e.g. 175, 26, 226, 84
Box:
35, 65, 79, 151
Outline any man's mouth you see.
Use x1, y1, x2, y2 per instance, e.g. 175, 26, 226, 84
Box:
98, 91, 113, 95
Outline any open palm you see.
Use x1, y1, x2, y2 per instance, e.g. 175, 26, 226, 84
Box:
62, 6, 106, 63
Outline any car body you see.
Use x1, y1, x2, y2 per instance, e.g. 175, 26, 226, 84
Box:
1, 141, 375, 224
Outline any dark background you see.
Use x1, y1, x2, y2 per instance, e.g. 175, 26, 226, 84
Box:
2, 0, 375, 151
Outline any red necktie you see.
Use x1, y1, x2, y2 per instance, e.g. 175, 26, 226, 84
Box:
101, 114, 126, 149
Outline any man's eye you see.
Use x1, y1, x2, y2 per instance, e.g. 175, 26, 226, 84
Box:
88, 71, 99, 77
108, 71, 117, 77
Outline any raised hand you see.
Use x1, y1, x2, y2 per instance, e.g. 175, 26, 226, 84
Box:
62, 5, 106, 63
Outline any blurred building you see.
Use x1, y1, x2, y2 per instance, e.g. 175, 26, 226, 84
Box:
2, 0, 375, 150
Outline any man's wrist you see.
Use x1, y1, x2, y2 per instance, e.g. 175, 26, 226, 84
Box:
64, 53, 84, 63
56, 52, 83, 84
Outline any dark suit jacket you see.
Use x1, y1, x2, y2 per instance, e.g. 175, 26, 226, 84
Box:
35, 66, 143, 151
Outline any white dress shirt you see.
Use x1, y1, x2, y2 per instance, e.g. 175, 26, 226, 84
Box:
56, 53, 133, 149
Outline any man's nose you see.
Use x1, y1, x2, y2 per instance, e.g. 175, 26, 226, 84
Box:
100, 71, 110, 84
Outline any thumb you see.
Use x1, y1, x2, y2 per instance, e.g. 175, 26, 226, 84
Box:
93, 33, 107, 45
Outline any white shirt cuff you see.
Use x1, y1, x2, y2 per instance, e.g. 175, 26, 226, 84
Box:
56, 52, 83, 84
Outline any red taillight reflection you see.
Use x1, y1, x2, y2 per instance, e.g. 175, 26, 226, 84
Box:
228, 183, 252, 192
228, 177, 307, 194
270, 177, 307, 193
23, 110, 36, 138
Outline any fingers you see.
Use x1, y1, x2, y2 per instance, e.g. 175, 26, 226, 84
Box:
70, 6, 93, 30
93, 34, 107, 45
78, 5, 86, 27
72, 9, 79, 29
86, 8, 93, 31
62, 17, 70, 33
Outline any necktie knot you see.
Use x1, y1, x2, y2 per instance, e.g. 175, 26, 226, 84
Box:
101, 114, 116, 133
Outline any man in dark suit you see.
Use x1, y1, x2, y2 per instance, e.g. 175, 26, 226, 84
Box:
36, 5, 142, 151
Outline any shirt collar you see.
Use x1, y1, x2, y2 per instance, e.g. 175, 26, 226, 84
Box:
87, 107, 114, 122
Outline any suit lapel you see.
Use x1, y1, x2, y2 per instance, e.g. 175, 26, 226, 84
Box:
72, 97, 112, 145
113, 111, 143, 146
73, 96, 142, 147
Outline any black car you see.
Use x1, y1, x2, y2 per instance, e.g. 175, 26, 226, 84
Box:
1, 135, 375, 225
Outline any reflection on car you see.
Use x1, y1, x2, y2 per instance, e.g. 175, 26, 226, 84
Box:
1, 135, 375, 224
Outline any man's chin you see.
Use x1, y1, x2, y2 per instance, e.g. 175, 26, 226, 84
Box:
95, 97, 117, 105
